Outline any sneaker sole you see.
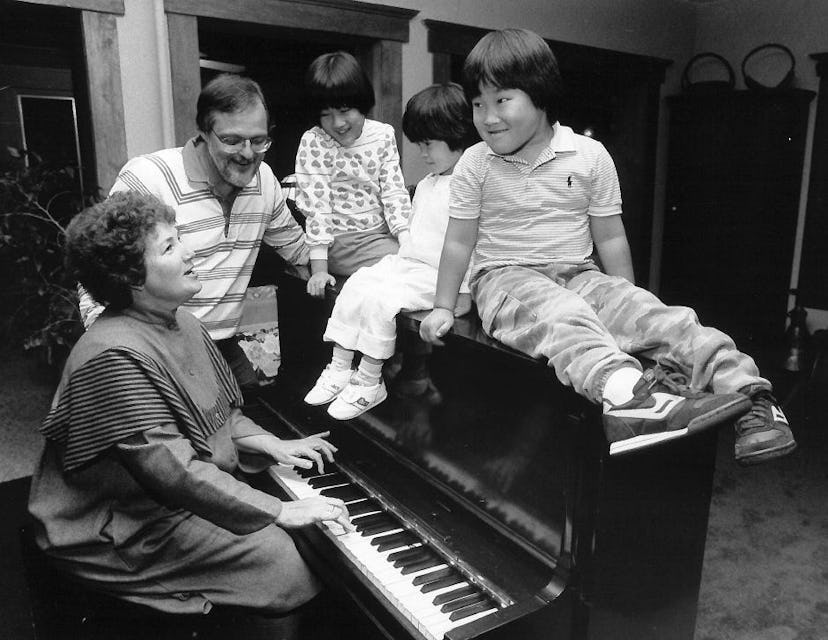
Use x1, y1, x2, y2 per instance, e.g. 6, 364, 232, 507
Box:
610, 428, 688, 455
303, 390, 344, 406
736, 439, 797, 466
305, 397, 337, 406
685, 394, 752, 431
610, 394, 752, 456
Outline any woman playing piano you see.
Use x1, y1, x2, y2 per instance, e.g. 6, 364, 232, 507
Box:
27, 191, 352, 632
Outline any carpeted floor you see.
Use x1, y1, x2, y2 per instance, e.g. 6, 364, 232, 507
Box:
1, 343, 827, 639
695, 351, 828, 640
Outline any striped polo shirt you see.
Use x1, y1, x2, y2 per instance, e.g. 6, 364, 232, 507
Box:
450, 123, 622, 281
110, 138, 308, 339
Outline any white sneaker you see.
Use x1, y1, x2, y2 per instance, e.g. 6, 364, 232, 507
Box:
303, 366, 353, 405
327, 379, 388, 420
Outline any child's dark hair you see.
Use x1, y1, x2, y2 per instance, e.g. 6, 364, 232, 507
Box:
402, 83, 476, 151
304, 51, 376, 116
463, 28, 564, 126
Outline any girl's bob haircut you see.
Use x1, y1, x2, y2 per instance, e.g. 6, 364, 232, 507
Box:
304, 51, 375, 116
402, 82, 476, 152
463, 28, 565, 125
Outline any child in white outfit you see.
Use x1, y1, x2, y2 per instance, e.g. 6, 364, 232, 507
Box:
304, 83, 476, 420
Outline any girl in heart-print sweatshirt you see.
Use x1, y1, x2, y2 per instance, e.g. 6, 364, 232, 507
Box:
295, 51, 411, 298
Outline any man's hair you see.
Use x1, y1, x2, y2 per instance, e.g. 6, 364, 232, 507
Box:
304, 51, 375, 116
65, 191, 176, 311
402, 83, 477, 151
196, 73, 268, 132
462, 28, 565, 125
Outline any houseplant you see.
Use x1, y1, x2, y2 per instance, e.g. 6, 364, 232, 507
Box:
0, 147, 88, 369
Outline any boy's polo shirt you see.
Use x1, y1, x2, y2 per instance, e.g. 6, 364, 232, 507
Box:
450, 123, 622, 281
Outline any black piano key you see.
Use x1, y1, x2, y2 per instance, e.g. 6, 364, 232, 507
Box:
360, 521, 400, 537
412, 566, 454, 587
351, 513, 390, 529
346, 500, 382, 517
387, 546, 428, 563
399, 556, 442, 575
420, 573, 465, 593
448, 599, 497, 622
440, 592, 488, 614
373, 531, 419, 551
391, 548, 432, 568
320, 485, 367, 502
307, 473, 349, 488
295, 465, 325, 479
432, 585, 478, 606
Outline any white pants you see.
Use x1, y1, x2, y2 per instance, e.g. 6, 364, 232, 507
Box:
324, 254, 438, 360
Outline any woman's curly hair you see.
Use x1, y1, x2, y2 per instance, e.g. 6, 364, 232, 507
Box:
65, 191, 176, 311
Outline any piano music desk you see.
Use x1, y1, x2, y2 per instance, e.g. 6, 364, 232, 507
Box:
246, 272, 722, 640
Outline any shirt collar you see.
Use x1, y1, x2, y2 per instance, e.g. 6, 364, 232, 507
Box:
486, 122, 577, 164
183, 135, 216, 185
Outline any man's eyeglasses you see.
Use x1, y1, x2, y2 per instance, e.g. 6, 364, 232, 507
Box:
209, 130, 272, 153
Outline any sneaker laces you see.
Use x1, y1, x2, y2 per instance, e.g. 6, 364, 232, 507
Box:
735, 392, 776, 435
642, 364, 691, 394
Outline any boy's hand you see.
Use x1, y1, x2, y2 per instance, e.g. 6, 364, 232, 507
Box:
307, 271, 335, 298
419, 308, 455, 345
454, 293, 472, 317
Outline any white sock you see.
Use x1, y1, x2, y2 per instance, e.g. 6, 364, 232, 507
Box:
331, 345, 354, 371
354, 359, 383, 386
602, 367, 643, 408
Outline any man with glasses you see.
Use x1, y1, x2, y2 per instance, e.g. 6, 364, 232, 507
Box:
81, 73, 308, 387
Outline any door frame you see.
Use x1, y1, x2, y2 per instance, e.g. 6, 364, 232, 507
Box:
164, 0, 417, 149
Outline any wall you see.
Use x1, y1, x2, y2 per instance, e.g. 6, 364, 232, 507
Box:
693, 0, 828, 330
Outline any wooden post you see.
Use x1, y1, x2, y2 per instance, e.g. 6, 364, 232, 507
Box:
367, 40, 403, 155
81, 10, 127, 194
167, 12, 201, 146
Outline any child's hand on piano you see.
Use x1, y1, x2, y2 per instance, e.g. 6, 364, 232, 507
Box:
275, 497, 354, 532
419, 307, 454, 345
307, 271, 335, 298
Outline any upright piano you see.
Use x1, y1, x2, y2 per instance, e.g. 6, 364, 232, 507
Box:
246, 272, 720, 640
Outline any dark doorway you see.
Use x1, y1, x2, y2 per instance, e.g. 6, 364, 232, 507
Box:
197, 19, 376, 181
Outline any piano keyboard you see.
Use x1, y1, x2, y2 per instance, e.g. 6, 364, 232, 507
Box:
268, 463, 501, 640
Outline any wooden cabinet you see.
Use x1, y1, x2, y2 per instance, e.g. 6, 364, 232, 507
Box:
660, 89, 814, 344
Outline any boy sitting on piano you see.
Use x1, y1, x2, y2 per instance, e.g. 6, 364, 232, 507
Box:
419, 28, 795, 464
304, 83, 476, 420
